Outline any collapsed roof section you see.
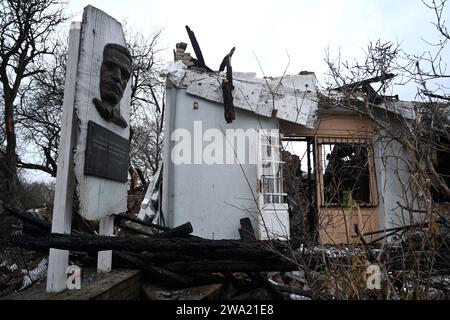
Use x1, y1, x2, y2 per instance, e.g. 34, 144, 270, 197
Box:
162, 60, 319, 129
321, 74, 423, 120
163, 32, 425, 128
322, 89, 418, 120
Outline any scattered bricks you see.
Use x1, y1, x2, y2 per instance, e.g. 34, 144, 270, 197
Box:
175, 52, 191, 60
174, 50, 194, 67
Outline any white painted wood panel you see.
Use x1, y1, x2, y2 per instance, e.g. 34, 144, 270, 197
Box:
46, 21, 81, 293
97, 215, 114, 272
73, 6, 131, 221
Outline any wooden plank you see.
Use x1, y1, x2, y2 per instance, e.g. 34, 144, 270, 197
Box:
280, 114, 374, 137
7, 269, 140, 300
97, 215, 114, 272
46, 21, 81, 293
319, 207, 379, 244
73, 6, 131, 221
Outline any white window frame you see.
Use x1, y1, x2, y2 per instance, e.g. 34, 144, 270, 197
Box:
256, 129, 290, 240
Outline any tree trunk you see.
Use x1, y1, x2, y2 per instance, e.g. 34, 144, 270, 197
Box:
1, 94, 18, 203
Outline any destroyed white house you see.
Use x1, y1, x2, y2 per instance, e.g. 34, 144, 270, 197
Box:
138, 42, 448, 244
3, 3, 450, 301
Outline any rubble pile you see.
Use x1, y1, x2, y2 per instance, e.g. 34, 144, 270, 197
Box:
2, 202, 450, 300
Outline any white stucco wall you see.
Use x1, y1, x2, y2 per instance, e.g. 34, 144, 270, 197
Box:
373, 130, 426, 231
162, 83, 279, 239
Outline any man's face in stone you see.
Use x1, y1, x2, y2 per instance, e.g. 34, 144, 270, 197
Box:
99, 46, 131, 105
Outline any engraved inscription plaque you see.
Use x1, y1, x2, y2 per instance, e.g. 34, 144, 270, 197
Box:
84, 121, 129, 182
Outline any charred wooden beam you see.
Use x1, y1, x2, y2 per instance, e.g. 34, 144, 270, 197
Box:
222, 79, 235, 123
220, 47, 236, 124
116, 220, 155, 237
3, 204, 51, 232
113, 251, 195, 289
115, 213, 170, 231
139, 251, 199, 263
116, 220, 193, 238
185, 25, 206, 68
14, 233, 258, 253
115, 252, 226, 287
22, 223, 49, 237
139, 247, 278, 263
156, 222, 193, 238
165, 259, 298, 273
219, 47, 235, 73
333, 73, 395, 92
239, 217, 256, 242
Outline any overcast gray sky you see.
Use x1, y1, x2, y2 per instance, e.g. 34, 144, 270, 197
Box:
65, 0, 449, 98
25, 0, 449, 182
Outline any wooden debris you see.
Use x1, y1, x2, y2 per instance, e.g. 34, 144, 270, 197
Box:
3, 205, 51, 232
239, 218, 256, 242
115, 213, 170, 232
164, 259, 298, 273
156, 222, 193, 238
15, 233, 252, 252
185, 25, 209, 70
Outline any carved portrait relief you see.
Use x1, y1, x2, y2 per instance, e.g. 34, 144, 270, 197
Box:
93, 43, 132, 128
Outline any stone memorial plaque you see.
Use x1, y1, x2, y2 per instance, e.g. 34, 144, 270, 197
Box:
84, 121, 129, 182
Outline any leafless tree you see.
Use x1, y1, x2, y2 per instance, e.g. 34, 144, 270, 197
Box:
126, 27, 165, 180
413, 0, 450, 100
126, 28, 165, 117
315, 0, 450, 299
130, 106, 164, 178
13, 25, 165, 183
0, 0, 66, 202
15, 38, 67, 177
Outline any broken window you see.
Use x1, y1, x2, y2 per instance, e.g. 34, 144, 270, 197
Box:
317, 138, 377, 207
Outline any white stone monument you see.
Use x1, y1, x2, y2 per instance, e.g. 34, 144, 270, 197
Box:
47, 6, 131, 292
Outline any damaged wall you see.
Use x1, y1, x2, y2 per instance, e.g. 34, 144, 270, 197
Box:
281, 111, 429, 243
373, 129, 427, 231
281, 114, 380, 243
162, 81, 280, 239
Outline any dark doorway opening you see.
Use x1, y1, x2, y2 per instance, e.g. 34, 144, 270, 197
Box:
282, 136, 318, 243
